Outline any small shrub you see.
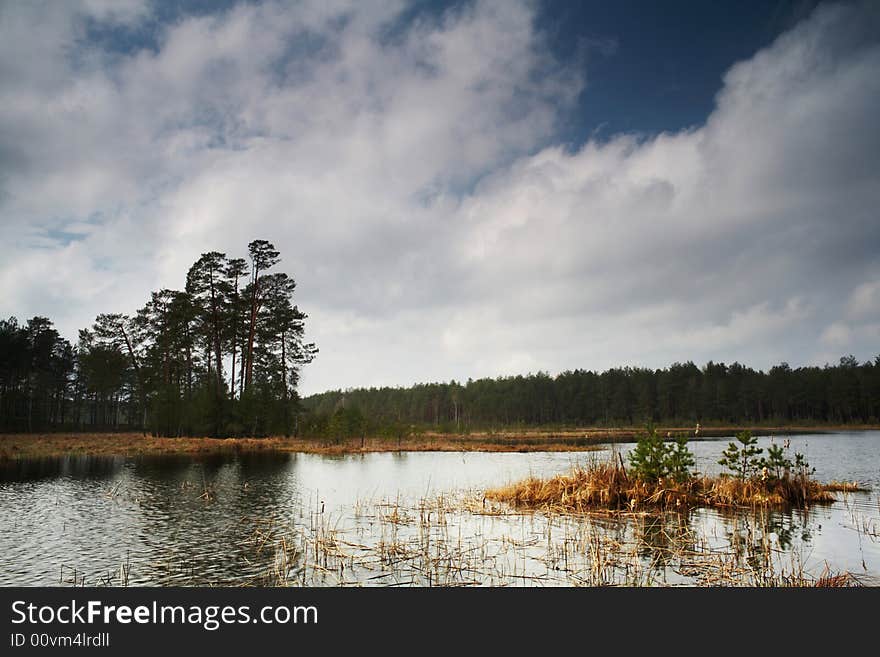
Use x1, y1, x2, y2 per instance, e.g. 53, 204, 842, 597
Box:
760, 443, 792, 480
628, 426, 668, 482
793, 451, 815, 478
718, 430, 763, 480
628, 426, 695, 483
665, 436, 696, 483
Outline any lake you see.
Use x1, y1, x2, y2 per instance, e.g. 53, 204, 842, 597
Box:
1, 431, 877, 586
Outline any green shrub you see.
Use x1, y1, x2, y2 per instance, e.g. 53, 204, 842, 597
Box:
718, 430, 763, 480
665, 436, 696, 483
759, 443, 792, 480
628, 426, 695, 483
793, 451, 815, 478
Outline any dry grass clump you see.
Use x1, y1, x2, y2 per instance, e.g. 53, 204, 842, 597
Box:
487, 463, 694, 512
486, 459, 856, 512
813, 571, 861, 587
699, 475, 836, 507
820, 481, 870, 493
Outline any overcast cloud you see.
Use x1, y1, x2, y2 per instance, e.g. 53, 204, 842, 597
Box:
1, 0, 878, 394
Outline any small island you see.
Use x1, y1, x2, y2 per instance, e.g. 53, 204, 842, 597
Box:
487, 429, 867, 511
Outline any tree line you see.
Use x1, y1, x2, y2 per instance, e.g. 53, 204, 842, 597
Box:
4, 250, 878, 440
302, 357, 880, 437
0, 240, 317, 436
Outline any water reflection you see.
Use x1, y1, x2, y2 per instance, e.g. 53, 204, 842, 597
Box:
0, 454, 124, 482
0, 432, 877, 586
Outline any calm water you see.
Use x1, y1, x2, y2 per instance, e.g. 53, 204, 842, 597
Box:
0, 432, 877, 586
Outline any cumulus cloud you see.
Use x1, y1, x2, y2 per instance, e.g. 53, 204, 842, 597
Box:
0, 0, 878, 394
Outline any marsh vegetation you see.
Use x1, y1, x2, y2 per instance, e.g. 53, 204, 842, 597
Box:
487, 429, 867, 512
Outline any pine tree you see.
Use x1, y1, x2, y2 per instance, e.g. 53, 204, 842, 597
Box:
718, 430, 763, 480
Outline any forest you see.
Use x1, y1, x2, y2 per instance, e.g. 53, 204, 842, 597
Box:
0, 240, 317, 437
3, 238, 879, 439
302, 356, 880, 439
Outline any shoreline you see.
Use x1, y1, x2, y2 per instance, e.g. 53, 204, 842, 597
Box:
1, 425, 878, 460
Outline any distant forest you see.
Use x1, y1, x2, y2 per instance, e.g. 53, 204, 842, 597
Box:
302, 357, 880, 438
0, 240, 317, 436
3, 242, 879, 438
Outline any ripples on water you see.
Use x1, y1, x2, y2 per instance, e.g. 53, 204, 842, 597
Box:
0, 432, 877, 586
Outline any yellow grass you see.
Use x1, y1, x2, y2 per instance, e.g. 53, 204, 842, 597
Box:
0, 432, 610, 460
485, 460, 863, 512
820, 481, 869, 493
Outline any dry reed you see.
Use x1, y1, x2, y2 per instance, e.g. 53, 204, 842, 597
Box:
485, 459, 859, 512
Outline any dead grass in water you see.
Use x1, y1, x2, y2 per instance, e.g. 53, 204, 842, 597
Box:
245, 493, 861, 588
52, 490, 864, 588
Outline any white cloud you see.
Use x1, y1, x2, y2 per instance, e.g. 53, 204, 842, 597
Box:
821, 321, 852, 347
847, 279, 880, 319
1, 0, 878, 395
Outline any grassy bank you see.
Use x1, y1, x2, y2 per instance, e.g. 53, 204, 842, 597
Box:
0, 431, 609, 460
0, 424, 877, 460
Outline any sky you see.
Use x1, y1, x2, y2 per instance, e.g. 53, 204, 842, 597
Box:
1, 0, 878, 396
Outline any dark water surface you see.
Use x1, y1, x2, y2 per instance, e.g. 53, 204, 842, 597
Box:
1, 432, 877, 586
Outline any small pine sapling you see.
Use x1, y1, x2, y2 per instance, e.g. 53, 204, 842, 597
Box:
718, 430, 763, 480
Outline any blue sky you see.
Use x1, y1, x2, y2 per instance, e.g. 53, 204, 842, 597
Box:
535, 0, 822, 139
1, 0, 878, 395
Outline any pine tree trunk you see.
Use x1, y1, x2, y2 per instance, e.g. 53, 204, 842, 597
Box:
245, 270, 260, 390
281, 329, 289, 436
